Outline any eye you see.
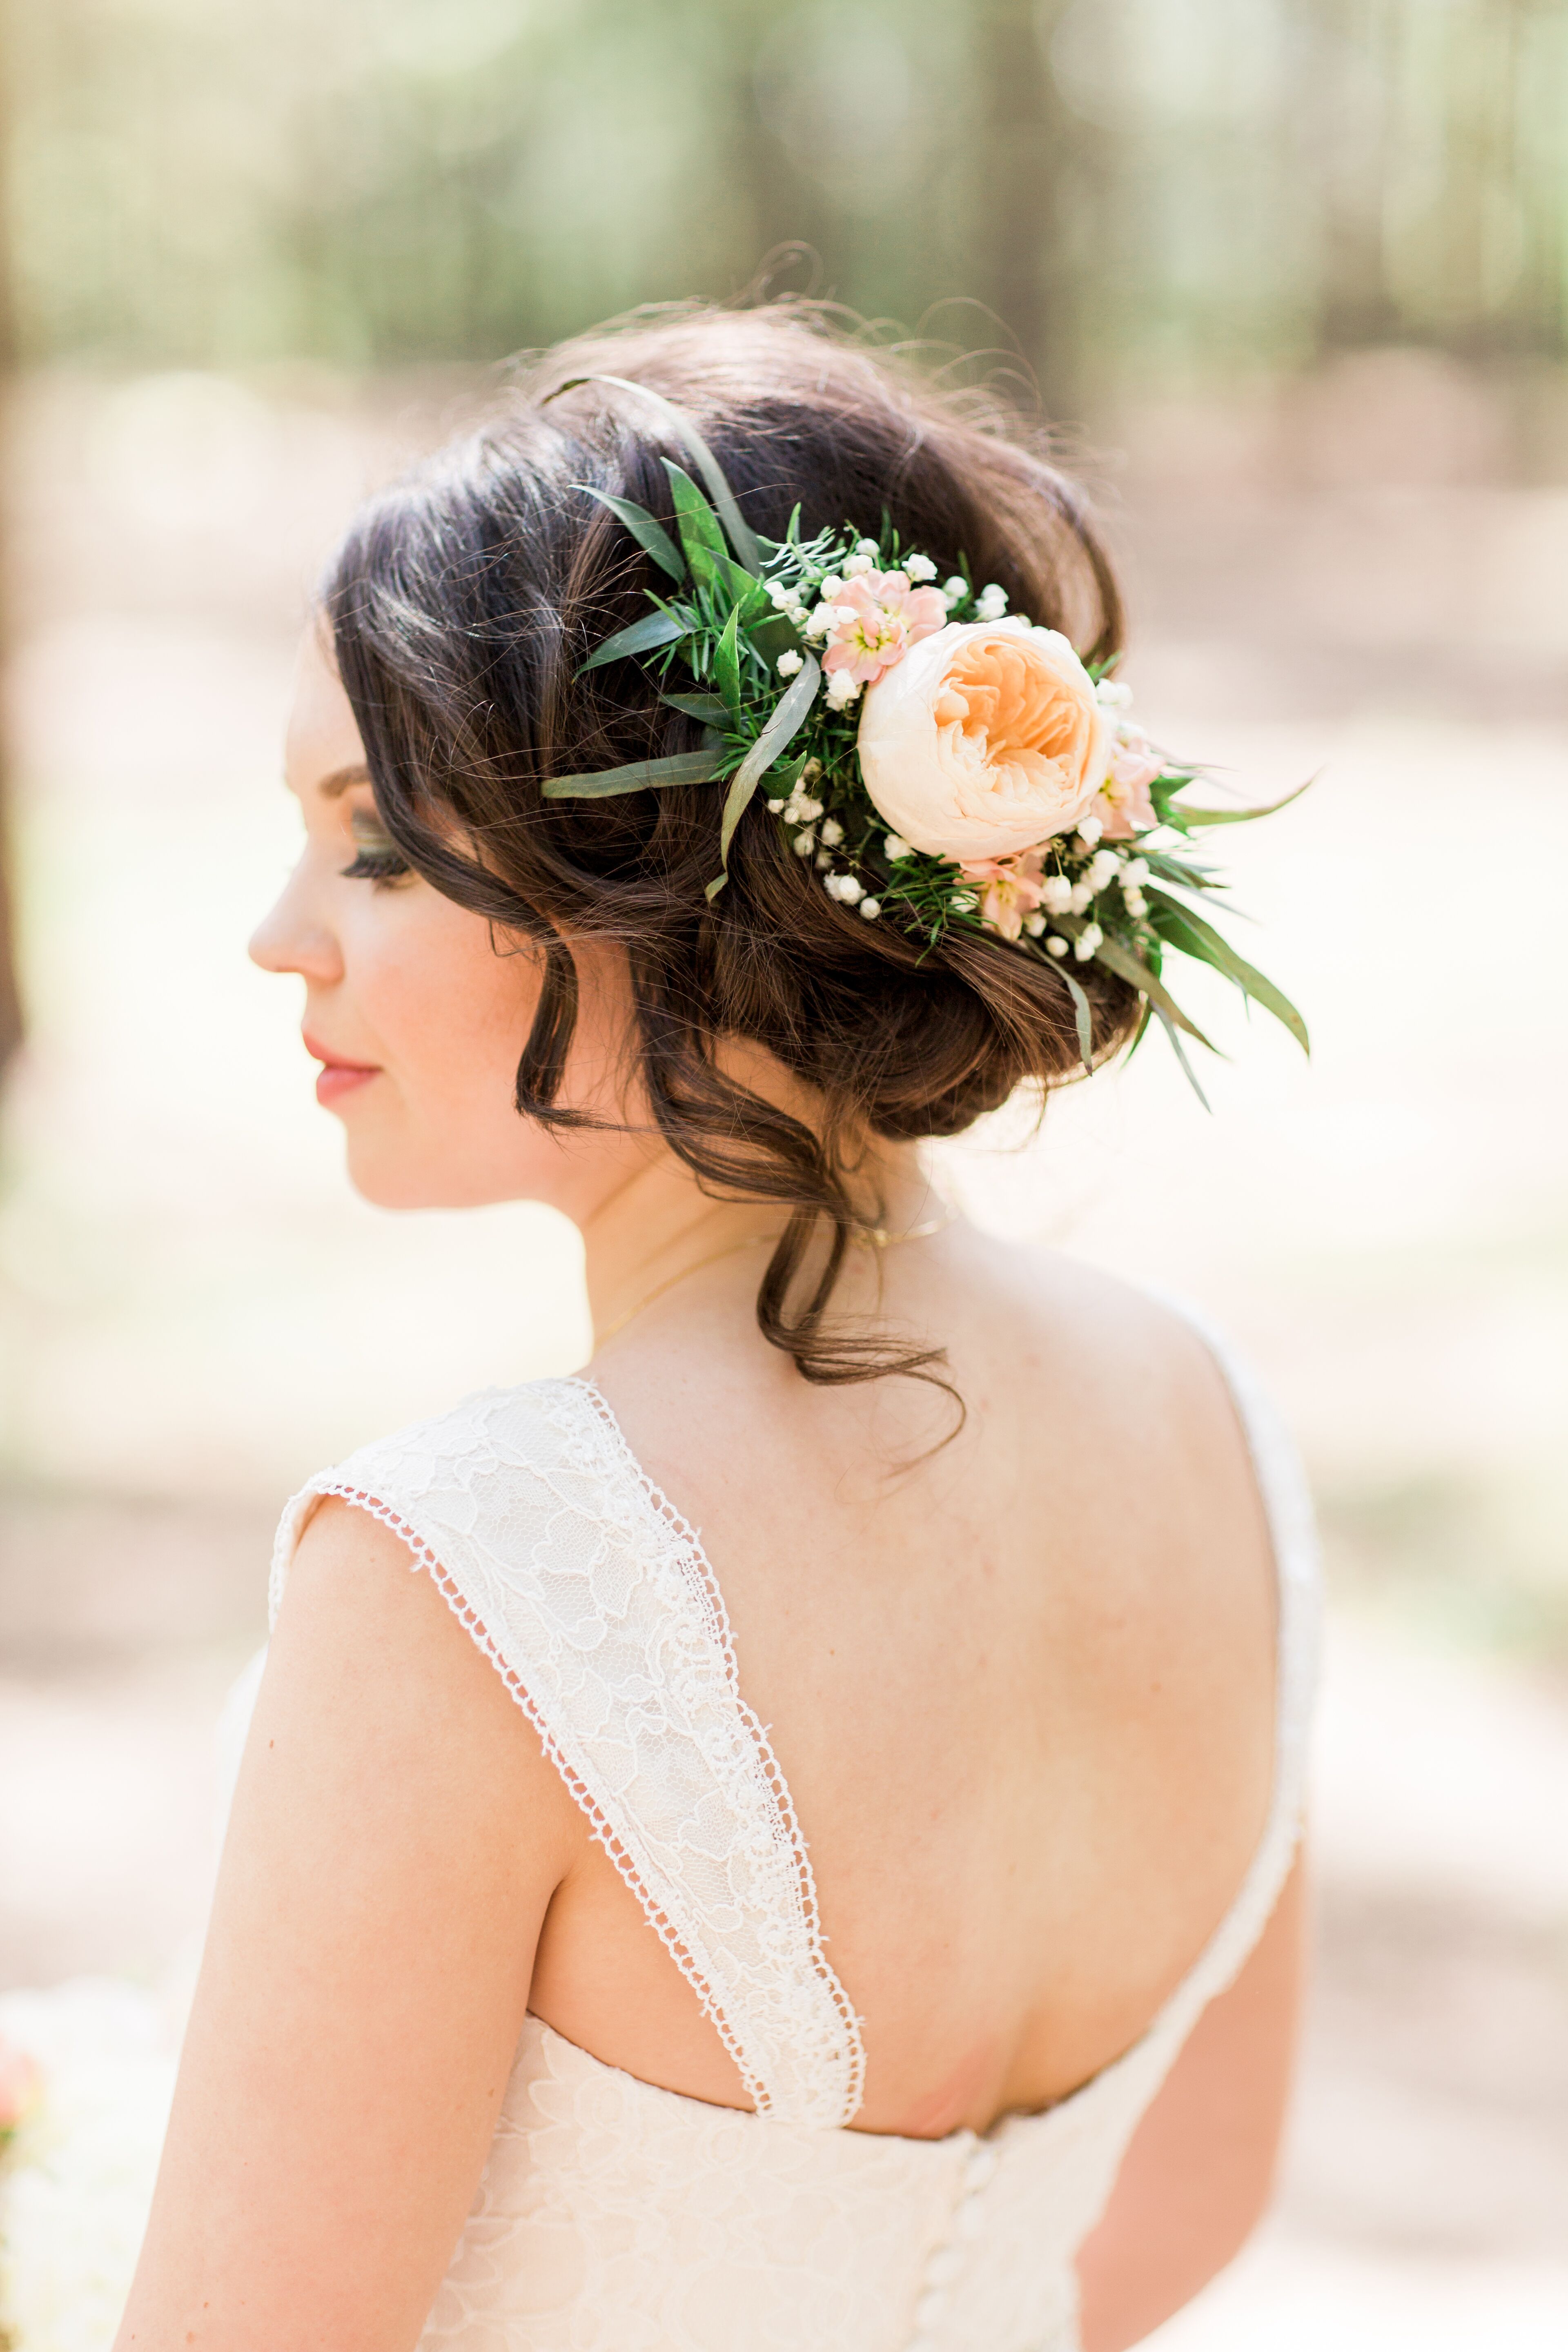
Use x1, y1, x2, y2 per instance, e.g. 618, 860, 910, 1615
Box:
340, 805, 411, 884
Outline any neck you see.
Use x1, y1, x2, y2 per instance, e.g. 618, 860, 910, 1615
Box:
578, 1134, 940, 1350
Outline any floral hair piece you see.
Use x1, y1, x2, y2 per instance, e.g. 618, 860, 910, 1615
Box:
543, 376, 1308, 1102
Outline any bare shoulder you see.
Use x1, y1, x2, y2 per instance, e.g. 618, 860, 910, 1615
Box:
261, 1494, 586, 1878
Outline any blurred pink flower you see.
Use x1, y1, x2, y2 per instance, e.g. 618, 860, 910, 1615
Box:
0, 2032, 41, 2132
821, 570, 948, 686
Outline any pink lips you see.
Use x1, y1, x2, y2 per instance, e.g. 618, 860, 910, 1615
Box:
303, 1032, 380, 1111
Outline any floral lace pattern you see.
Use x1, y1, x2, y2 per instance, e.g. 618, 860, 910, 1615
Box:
267, 1312, 1319, 2352
270, 1377, 866, 2128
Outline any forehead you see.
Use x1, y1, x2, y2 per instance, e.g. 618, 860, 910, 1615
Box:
285, 623, 370, 795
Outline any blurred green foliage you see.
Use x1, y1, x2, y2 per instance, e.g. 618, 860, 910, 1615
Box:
8, 0, 1568, 401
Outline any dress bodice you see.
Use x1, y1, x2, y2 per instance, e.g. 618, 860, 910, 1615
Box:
269, 1306, 1319, 2352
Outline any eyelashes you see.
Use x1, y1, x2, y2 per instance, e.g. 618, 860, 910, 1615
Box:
341, 808, 411, 884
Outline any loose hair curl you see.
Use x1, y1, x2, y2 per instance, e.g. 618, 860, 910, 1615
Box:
325, 303, 1137, 1390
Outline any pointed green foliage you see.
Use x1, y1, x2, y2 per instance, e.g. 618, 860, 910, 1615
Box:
707, 654, 822, 895
1147, 889, 1309, 1053
575, 608, 687, 677
1174, 775, 1315, 829
660, 691, 731, 725
714, 606, 742, 717
663, 460, 728, 576
542, 748, 719, 799
1061, 967, 1096, 1071
1088, 930, 1220, 1054
1152, 1005, 1213, 1109
572, 486, 684, 583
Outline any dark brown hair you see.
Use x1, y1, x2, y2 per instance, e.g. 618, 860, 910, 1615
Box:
325, 302, 1136, 1389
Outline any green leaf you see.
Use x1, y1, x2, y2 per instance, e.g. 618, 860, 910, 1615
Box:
748, 612, 805, 664
546, 373, 762, 572
1061, 966, 1095, 1071
662, 459, 727, 571
1147, 889, 1309, 1054
572, 486, 684, 583
660, 691, 731, 725
714, 605, 742, 716
575, 608, 686, 677
542, 749, 719, 799
1152, 1005, 1213, 1110
1174, 774, 1316, 829
707, 652, 822, 895
1087, 929, 1221, 1053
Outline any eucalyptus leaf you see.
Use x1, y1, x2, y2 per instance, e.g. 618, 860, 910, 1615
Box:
707, 652, 822, 895
542, 749, 719, 799
1061, 967, 1096, 1071
575, 608, 686, 677
1147, 889, 1309, 1053
572, 486, 684, 583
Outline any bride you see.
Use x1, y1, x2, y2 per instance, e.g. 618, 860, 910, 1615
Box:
112, 306, 1315, 2352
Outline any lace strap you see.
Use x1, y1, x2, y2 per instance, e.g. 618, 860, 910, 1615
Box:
270, 1377, 866, 2129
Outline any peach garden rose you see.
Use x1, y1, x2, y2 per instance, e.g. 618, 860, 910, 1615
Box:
854, 617, 1112, 862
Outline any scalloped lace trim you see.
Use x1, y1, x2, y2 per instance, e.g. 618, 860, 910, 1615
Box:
563, 1377, 867, 2119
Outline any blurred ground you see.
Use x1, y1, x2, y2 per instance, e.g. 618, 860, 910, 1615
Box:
0, 353, 1565, 2342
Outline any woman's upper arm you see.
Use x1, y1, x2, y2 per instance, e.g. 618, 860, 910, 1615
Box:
1075, 1850, 1310, 2352
117, 1498, 584, 2352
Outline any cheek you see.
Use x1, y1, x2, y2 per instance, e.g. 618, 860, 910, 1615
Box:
345, 896, 544, 1200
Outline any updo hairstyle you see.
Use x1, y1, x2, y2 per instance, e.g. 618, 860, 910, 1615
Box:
325, 304, 1136, 1389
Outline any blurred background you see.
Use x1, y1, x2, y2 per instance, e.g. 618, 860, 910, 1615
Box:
0, 1, 1565, 2344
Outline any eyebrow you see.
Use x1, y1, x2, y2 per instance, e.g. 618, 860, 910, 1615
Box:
317, 762, 372, 799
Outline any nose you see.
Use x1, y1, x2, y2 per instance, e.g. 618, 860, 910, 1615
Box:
249, 860, 342, 984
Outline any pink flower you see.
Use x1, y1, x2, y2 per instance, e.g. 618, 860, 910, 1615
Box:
1092, 728, 1162, 838
0, 2033, 41, 2133
960, 849, 1047, 943
820, 570, 948, 687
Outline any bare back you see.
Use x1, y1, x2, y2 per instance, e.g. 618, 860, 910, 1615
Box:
530, 1233, 1278, 2139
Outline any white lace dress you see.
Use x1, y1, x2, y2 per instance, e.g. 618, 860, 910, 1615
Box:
267, 1314, 1319, 2352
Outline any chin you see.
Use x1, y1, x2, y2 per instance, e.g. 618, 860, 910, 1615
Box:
340, 1128, 562, 1214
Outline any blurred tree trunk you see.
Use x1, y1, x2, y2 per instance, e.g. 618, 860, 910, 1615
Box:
0, 18, 21, 1077
975, 0, 1085, 422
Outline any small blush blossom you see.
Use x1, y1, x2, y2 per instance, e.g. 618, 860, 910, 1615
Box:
1040, 873, 1073, 915
842, 552, 875, 578
1069, 881, 1095, 915
1092, 724, 1163, 837
1074, 818, 1104, 852
804, 604, 835, 639
974, 584, 1009, 621
904, 553, 938, 582
825, 670, 863, 710
819, 575, 844, 599
960, 849, 1048, 944
820, 568, 949, 688
1024, 911, 1047, 937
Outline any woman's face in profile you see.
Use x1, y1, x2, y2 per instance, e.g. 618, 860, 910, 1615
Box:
250, 626, 635, 1217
